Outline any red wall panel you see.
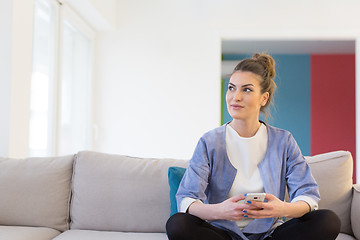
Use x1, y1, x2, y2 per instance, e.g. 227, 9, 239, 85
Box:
311, 54, 356, 183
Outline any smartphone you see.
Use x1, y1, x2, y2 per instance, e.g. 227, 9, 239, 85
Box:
245, 193, 266, 202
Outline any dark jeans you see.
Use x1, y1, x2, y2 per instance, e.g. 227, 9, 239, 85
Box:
166, 209, 341, 240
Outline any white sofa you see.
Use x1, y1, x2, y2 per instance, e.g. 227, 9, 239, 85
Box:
0, 150, 358, 240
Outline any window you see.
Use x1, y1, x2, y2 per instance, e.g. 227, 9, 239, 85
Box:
58, 8, 94, 155
29, 0, 57, 156
29, 0, 95, 156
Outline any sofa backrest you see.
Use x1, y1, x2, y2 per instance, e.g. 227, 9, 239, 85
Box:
70, 151, 187, 233
306, 150, 354, 236
0, 155, 74, 232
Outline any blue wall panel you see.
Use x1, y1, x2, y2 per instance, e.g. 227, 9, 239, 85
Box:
222, 54, 311, 155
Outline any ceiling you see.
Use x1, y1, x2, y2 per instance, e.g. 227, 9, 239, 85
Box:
222, 40, 356, 54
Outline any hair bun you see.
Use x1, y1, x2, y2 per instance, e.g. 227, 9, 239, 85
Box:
231, 52, 277, 120
252, 53, 275, 79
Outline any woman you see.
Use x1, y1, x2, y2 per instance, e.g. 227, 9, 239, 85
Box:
166, 53, 341, 240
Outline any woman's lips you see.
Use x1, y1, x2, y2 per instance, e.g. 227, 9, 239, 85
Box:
231, 104, 244, 110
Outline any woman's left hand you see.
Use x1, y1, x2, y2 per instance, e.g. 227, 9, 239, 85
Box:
243, 194, 310, 219
243, 194, 286, 219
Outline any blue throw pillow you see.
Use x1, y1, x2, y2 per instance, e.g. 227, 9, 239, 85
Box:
168, 166, 186, 216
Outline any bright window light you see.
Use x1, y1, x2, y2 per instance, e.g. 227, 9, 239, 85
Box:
29, 0, 94, 157
29, 0, 56, 157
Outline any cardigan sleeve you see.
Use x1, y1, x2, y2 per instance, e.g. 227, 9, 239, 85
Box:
176, 137, 211, 212
291, 195, 318, 211
179, 197, 203, 213
285, 133, 320, 207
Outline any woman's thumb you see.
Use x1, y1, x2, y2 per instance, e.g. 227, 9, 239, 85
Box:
230, 194, 246, 202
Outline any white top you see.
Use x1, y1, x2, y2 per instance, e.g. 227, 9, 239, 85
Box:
226, 123, 267, 229
180, 123, 267, 220
226, 123, 267, 197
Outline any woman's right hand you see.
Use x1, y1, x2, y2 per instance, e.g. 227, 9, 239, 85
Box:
188, 195, 250, 221
216, 195, 249, 221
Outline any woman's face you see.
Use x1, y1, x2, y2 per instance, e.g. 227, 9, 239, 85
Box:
226, 71, 269, 121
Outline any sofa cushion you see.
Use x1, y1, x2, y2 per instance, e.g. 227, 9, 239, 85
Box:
335, 233, 357, 240
0, 155, 74, 231
168, 166, 187, 216
351, 184, 360, 240
70, 151, 187, 232
0, 223, 61, 240
306, 151, 354, 236
53, 229, 167, 240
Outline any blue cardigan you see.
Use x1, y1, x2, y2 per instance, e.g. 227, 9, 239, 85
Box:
176, 123, 320, 240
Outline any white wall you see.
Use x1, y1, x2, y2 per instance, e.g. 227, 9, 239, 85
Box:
64, 0, 117, 31
8, 0, 34, 158
0, 1, 12, 157
93, 0, 360, 160
356, 39, 360, 184
0, 0, 34, 158
93, 3, 221, 159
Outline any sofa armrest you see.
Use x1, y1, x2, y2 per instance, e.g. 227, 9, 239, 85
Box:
352, 184, 360, 240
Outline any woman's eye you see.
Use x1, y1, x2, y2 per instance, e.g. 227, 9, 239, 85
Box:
228, 85, 235, 91
244, 88, 253, 92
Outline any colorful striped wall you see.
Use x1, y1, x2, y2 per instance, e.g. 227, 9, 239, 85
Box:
222, 54, 356, 182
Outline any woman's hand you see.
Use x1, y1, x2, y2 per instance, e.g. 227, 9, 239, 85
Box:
188, 194, 310, 221
243, 194, 310, 219
215, 195, 248, 221
189, 194, 257, 221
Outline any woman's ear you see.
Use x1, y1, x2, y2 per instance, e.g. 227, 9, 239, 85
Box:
261, 92, 270, 106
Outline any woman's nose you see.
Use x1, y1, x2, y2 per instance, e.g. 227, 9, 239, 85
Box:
234, 91, 242, 101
